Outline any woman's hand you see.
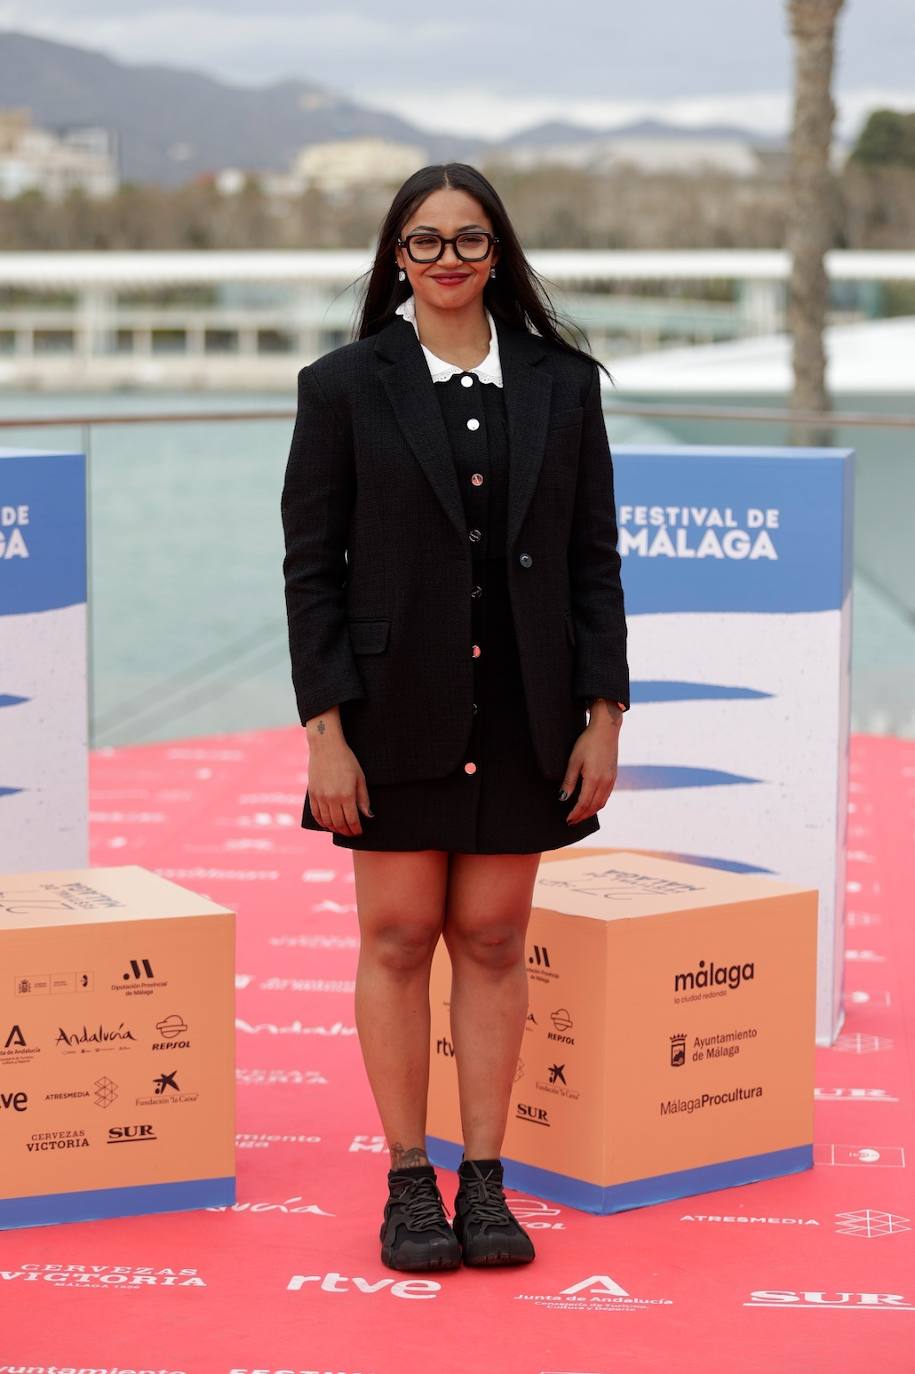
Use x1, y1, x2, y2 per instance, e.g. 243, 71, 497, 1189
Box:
306, 709, 374, 836
561, 699, 622, 824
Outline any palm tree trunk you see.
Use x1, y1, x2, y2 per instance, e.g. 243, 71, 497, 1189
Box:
786, 0, 845, 446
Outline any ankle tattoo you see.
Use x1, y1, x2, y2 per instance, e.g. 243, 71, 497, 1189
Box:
389, 1142, 430, 1169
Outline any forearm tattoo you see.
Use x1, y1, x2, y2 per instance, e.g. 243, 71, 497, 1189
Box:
588, 696, 624, 726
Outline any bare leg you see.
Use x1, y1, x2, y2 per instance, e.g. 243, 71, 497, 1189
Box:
442, 851, 541, 1159
351, 849, 449, 1166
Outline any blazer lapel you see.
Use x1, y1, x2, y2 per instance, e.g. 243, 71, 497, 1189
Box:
374, 309, 553, 554
494, 313, 553, 553
375, 317, 467, 542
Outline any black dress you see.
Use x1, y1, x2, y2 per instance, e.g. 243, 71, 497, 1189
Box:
301, 366, 600, 854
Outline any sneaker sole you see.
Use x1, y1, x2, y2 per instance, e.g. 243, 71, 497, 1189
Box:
461, 1247, 535, 1267
452, 1218, 535, 1267
380, 1244, 462, 1272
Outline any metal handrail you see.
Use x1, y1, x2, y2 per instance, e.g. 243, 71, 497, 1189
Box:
0, 408, 293, 428
1, 402, 914, 429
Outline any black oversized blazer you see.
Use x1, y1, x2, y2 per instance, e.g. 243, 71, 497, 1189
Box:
280, 309, 630, 786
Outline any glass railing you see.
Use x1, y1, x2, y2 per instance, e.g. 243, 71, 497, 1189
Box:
2, 396, 913, 744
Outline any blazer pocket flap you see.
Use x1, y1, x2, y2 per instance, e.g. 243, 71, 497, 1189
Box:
348, 617, 390, 654
548, 405, 584, 431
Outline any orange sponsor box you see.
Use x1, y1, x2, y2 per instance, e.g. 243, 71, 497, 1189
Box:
0, 865, 235, 1229
426, 849, 817, 1213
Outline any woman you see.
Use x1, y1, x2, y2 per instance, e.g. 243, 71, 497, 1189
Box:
280, 163, 629, 1273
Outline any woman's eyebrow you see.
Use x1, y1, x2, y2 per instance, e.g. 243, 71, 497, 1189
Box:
408, 223, 488, 232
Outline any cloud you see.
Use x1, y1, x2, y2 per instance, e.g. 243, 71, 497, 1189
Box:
363, 85, 915, 143
0, 6, 466, 85
2, 0, 912, 141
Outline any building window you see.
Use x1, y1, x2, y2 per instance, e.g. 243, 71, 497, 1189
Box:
33, 329, 76, 354
318, 328, 348, 352
151, 329, 188, 354
204, 329, 239, 353
257, 328, 295, 354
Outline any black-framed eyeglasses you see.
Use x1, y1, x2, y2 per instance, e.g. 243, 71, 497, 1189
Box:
397, 231, 499, 263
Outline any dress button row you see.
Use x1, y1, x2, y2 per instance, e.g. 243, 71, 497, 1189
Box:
471, 472, 484, 486
461, 374, 474, 388
466, 418, 480, 431
464, 761, 477, 774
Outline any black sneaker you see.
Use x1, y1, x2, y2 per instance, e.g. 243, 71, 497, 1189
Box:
380, 1166, 463, 1272
452, 1158, 536, 1267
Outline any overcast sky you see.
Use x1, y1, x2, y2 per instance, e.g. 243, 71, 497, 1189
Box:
2, 0, 913, 140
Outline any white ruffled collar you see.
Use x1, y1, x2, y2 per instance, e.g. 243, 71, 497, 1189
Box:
395, 292, 503, 387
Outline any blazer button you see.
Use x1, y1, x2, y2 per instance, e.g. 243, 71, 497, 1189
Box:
471, 472, 484, 486
471, 584, 483, 598
464, 761, 477, 774
519, 552, 533, 568
469, 528, 482, 542
472, 643, 481, 658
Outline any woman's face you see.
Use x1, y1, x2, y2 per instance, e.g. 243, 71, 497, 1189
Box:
396, 187, 499, 312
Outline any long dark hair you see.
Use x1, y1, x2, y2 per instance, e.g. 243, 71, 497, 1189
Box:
350, 163, 615, 384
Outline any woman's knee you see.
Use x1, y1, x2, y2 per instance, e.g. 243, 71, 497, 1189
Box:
353, 851, 448, 976
361, 913, 443, 975
444, 916, 526, 972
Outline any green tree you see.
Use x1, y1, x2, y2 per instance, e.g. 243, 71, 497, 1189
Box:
850, 109, 915, 169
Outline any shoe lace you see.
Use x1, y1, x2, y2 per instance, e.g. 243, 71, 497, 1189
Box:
459, 1173, 513, 1227
396, 1175, 450, 1229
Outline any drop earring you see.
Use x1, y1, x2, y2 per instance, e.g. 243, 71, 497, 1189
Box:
490, 267, 496, 278
398, 268, 406, 281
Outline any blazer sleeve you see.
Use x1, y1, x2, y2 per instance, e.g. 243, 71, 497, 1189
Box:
280, 364, 366, 725
568, 361, 631, 711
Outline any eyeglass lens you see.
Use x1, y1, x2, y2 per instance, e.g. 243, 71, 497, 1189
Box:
407, 233, 491, 262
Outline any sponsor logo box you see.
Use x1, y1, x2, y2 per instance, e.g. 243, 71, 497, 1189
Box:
608, 445, 853, 1048
427, 849, 816, 1214
1, 447, 89, 871
0, 864, 236, 1229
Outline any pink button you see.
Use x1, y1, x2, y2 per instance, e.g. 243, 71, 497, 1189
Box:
464, 761, 477, 774
471, 472, 484, 486
472, 643, 481, 658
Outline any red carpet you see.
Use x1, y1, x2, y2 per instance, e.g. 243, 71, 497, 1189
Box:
1, 730, 913, 1373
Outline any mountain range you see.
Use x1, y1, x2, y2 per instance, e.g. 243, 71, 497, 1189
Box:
0, 29, 788, 187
